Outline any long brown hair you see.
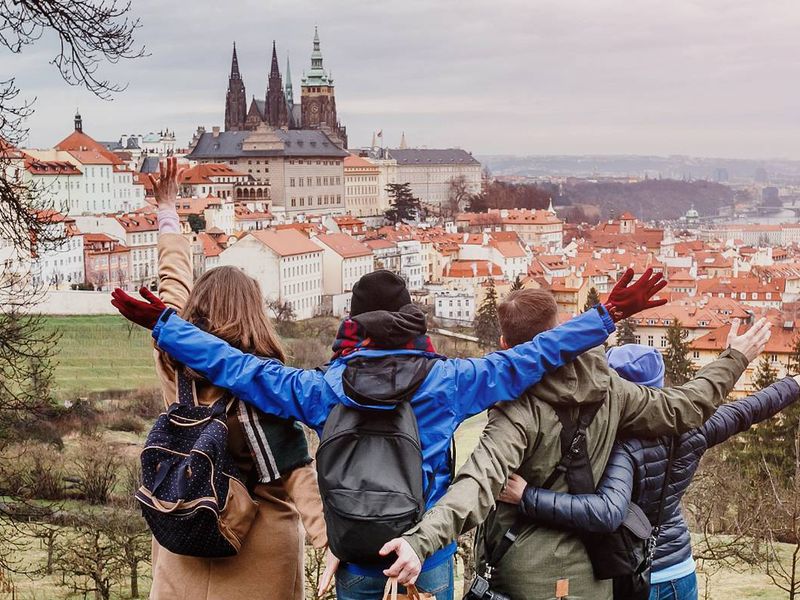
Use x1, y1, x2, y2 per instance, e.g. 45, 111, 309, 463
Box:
166, 266, 286, 379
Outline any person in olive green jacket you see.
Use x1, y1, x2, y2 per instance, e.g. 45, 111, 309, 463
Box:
381, 289, 771, 600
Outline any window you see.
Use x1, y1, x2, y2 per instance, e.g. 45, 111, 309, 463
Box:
289, 178, 296, 187
692, 351, 700, 359
647, 335, 654, 346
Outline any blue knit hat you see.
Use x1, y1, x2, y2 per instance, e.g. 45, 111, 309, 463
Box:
606, 344, 665, 388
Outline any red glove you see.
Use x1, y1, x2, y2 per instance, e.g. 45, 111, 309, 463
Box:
604, 267, 668, 322
111, 287, 168, 330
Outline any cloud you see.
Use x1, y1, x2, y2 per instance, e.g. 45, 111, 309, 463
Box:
2, 0, 798, 158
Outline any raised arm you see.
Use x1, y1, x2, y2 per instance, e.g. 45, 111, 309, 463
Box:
150, 157, 191, 312
616, 318, 771, 438
450, 268, 668, 419
702, 376, 800, 449
449, 306, 614, 418
516, 444, 635, 533
150, 312, 328, 428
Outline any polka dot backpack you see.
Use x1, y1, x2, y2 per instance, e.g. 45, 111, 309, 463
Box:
135, 372, 258, 557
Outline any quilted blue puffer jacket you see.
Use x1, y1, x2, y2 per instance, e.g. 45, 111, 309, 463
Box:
521, 376, 800, 573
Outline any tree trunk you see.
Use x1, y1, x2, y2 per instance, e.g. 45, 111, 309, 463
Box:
130, 561, 139, 598
45, 531, 55, 575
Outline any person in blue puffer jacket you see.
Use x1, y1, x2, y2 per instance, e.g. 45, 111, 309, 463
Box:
499, 343, 800, 600
111, 267, 667, 600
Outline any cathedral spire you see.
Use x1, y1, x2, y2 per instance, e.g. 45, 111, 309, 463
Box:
284, 54, 294, 106
225, 42, 247, 131
303, 25, 329, 85
231, 42, 241, 77
269, 40, 281, 79
265, 40, 289, 128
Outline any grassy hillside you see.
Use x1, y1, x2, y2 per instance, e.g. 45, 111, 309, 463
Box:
46, 315, 159, 398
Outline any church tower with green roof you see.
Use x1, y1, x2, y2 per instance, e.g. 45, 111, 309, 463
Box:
301, 26, 347, 147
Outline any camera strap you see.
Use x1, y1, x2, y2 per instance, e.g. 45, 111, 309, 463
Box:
487, 401, 603, 570
646, 437, 676, 564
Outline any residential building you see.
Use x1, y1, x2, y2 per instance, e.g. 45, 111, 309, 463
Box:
457, 207, 564, 248
386, 148, 481, 206
343, 154, 381, 216
31, 211, 84, 289
178, 163, 257, 201
83, 233, 131, 291
115, 213, 159, 287
22, 156, 84, 216
691, 315, 795, 396
434, 288, 476, 326
218, 229, 323, 319
312, 233, 373, 315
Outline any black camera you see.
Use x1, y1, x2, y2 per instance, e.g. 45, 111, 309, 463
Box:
463, 575, 512, 600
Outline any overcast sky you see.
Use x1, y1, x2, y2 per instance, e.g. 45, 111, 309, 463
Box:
5, 0, 800, 158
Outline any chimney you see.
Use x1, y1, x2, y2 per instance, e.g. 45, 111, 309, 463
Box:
212, 126, 221, 138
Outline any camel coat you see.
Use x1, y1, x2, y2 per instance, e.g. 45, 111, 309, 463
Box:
148, 233, 327, 600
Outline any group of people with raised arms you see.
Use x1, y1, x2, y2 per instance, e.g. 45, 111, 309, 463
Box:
111, 158, 792, 600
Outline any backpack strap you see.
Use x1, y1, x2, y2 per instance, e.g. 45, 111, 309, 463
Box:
487, 401, 603, 569
176, 370, 199, 407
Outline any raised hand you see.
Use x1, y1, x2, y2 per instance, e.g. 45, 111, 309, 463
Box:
111, 286, 167, 330
146, 156, 184, 210
604, 267, 668, 322
726, 318, 771, 363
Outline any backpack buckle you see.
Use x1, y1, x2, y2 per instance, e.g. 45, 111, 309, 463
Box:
502, 530, 518, 544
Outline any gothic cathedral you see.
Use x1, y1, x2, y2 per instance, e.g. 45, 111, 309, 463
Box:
223, 27, 348, 148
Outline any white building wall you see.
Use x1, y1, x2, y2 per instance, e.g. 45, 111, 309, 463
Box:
394, 163, 482, 205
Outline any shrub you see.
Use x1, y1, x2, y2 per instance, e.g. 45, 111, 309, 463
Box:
73, 437, 120, 505
102, 413, 145, 434
286, 338, 329, 370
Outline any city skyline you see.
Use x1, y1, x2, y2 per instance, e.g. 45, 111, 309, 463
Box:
4, 0, 799, 159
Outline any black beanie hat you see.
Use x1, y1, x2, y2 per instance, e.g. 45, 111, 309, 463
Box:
350, 270, 411, 316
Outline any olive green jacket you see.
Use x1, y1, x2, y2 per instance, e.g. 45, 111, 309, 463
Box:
404, 347, 749, 600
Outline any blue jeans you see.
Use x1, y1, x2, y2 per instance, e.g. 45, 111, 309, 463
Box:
336, 557, 454, 600
649, 572, 698, 600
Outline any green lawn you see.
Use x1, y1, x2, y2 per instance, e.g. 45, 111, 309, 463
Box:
45, 315, 159, 398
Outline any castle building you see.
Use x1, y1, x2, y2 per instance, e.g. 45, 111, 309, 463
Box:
224, 27, 347, 148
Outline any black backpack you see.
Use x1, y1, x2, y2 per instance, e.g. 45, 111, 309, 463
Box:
316, 355, 439, 564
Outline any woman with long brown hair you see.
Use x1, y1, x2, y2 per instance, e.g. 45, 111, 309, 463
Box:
144, 157, 330, 600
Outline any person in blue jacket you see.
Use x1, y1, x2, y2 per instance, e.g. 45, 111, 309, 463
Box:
499, 342, 800, 600
110, 267, 666, 600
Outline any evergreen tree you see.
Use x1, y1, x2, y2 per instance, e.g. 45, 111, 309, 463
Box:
583, 287, 601, 312
736, 334, 800, 484
474, 279, 500, 350
663, 320, 697, 386
384, 182, 421, 224
510, 274, 524, 291
753, 355, 778, 390
616, 319, 638, 346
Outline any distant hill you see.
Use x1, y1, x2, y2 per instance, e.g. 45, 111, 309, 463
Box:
560, 179, 734, 221
478, 154, 800, 185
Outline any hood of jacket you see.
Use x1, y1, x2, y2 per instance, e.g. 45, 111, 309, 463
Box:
526, 346, 610, 408
607, 344, 665, 388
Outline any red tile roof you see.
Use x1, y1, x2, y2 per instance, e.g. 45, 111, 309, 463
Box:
180, 163, 249, 184
315, 233, 373, 259
444, 260, 503, 278
249, 229, 323, 257
56, 130, 124, 165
